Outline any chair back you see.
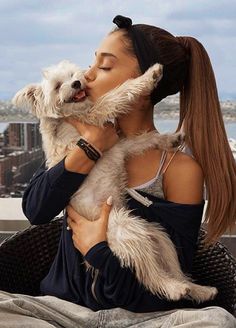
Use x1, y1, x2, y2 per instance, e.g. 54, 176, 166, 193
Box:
0, 218, 235, 316
0, 217, 63, 296
192, 229, 236, 316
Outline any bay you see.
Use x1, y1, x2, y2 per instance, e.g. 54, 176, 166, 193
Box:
0, 120, 236, 139
155, 119, 236, 139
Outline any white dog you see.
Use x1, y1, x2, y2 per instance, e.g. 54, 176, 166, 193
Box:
13, 60, 217, 302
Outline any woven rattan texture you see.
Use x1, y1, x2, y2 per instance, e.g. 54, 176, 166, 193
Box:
192, 230, 236, 316
0, 219, 235, 317
0, 217, 63, 296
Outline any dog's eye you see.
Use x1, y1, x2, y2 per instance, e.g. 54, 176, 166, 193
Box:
55, 82, 62, 90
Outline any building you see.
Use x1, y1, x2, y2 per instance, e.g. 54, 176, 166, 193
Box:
3, 122, 41, 152
0, 156, 13, 190
0, 122, 43, 195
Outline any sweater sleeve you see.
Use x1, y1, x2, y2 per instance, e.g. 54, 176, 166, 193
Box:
83, 198, 205, 311
84, 241, 146, 308
22, 158, 88, 225
84, 241, 187, 312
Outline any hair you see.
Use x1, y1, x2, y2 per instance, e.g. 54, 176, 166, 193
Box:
111, 25, 236, 244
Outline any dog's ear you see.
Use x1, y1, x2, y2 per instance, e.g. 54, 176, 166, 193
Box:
12, 84, 44, 116
42, 70, 50, 79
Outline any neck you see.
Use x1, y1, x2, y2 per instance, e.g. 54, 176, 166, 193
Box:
115, 101, 157, 137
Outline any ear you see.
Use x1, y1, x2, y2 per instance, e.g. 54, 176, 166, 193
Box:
12, 84, 43, 116
42, 69, 49, 79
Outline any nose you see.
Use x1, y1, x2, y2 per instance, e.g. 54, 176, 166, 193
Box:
84, 66, 96, 82
71, 80, 81, 89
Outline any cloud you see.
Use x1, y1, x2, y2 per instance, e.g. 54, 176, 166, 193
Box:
0, 0, 235, 100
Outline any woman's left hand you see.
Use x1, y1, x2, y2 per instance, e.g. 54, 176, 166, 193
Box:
66, 196, 113, 256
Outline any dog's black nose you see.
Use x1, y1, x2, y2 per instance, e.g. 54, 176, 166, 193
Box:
71, 80, 81, 89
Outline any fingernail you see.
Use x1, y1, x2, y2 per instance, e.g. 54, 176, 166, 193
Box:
106, 196, 113, 205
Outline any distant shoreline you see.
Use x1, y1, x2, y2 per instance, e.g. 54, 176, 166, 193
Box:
1, 96, 236, 122
155, 112, 236, 122
0, 114, 236, 123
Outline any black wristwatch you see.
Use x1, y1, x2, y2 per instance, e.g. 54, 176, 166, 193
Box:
76, 137, 102, 162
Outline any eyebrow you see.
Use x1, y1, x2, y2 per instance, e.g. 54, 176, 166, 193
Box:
95, 51, 117, 59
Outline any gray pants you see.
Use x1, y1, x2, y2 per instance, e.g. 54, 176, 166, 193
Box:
0, 291, 235, 328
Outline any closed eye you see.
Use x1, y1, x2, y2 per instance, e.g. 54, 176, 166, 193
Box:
99, 67, 111, 71
55, 82, 62, 90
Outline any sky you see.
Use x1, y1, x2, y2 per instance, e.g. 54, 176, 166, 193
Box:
1, 0, 236, 101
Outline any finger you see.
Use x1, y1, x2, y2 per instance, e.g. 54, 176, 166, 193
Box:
67, 205, 88, 223
74, 120, 95, 129
104, 121, 114, 128
65, 117, 78, 126
67, 205, 80, 220
67, 216, 76, 231
100, 196, 113, 220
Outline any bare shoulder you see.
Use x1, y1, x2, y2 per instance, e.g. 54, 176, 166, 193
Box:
163, 151, 204, 204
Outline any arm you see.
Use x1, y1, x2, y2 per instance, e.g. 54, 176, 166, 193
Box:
67, 196, 204, 309
84, 238, 197, 312
81, 154, 205, 310
22, 156, 89, 225
22, 119, 119, 226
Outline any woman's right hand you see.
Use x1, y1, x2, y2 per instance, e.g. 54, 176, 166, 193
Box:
65, 118, 119, 152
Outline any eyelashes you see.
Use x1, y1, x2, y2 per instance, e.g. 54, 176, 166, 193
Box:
88, 63, 112, 71
98, 67, 111, 71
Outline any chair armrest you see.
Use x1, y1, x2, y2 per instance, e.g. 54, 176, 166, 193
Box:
192, 228, 236, 317
0, 217, 63, 296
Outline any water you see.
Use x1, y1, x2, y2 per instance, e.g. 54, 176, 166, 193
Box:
0, 120, 236, 139
225, 122, 236, 139
155, 119, 236, 139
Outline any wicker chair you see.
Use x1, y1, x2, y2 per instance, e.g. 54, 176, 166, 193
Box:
0, 217, 235, 317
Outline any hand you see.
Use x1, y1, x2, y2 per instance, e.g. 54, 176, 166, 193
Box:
65, 118, 119, 152
66, 196, 113, 256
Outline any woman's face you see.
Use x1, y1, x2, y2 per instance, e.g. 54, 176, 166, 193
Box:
85, 31, 140, 102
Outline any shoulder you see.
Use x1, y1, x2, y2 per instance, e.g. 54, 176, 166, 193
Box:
163, 151, 204, 204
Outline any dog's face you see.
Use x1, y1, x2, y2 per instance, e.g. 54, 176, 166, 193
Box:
12, 60, 93, 119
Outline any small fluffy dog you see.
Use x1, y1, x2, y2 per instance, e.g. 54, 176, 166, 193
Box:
13, 60, 217, 302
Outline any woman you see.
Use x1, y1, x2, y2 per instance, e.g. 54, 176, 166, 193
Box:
1, 15, 235, 328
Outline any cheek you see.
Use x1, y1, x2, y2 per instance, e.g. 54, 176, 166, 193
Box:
99, 78, 119, 95
94, 72, 133, 99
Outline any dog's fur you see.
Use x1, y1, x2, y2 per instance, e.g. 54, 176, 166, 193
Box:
13, 60, 217, 302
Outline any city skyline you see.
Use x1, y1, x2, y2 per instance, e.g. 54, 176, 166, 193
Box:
0, 0, 235, 101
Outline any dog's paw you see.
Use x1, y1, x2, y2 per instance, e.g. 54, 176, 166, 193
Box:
155, 131, 185, 151
151, 63, 164, 87
188, 284, 218, 303
165, 282, 191, 301
171, 131, 185, 148
144, 63, 163, 88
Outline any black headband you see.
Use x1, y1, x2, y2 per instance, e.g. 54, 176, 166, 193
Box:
113, 15, 162, 104
113, 15, 160, 74
113, 15, 189, 105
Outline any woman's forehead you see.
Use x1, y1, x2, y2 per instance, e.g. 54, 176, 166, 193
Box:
96, 31, 126, 58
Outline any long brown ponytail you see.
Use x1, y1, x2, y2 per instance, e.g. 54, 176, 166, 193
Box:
113, 25, 236, 244
176, 36, 236, 244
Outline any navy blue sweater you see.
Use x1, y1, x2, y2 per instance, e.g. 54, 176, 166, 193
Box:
22, 158, 206, 312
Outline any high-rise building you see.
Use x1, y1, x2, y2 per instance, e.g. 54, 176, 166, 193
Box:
4, 123, 41, 151
0, 122, 43, 194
